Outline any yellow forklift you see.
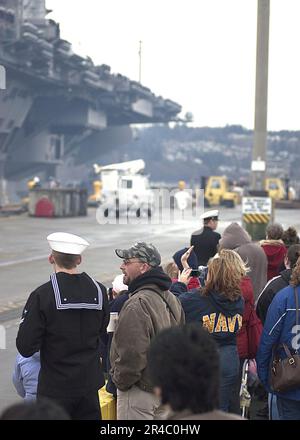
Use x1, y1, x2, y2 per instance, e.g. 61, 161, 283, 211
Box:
203, 176, 242, 208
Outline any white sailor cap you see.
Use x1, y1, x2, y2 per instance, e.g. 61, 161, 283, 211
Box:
47, 232, 90, 255
200, 210, 219, 220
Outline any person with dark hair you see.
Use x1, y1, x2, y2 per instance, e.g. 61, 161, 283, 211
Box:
277, 227, 300, 273
0, 398, 70, 420
16, 232, 109, 420
256, 244, 300, 324
282, 227, 300, 248
256, 244, 300, 420
148, 323, 244, 420
110, 241, 185, 420
257, 257, 300, 420
260, 223, 287, 281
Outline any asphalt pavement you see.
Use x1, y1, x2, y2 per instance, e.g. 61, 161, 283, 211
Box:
0, 205, 298, 416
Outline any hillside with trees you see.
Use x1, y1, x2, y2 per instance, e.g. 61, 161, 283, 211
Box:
95, 124, 300, 188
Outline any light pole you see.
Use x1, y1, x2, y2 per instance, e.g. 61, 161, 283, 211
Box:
251, 0, 270, 191
244, 0, 272, 241
15, 0, 24, 40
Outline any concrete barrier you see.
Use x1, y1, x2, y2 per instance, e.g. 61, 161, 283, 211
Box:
29, 188, 87, 217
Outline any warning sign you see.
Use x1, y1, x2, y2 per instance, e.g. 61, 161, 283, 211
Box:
242, 197, 272, 214
242, 197, 272, 224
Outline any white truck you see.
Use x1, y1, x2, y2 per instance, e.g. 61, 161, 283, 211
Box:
93, 159, 154, 217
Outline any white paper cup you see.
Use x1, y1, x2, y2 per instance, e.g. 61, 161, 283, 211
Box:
107, 312, 119, 332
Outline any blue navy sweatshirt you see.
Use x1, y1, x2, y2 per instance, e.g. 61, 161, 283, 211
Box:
171, 282, 244, 347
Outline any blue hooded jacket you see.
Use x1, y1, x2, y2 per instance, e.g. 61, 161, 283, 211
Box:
256, 285, 300, 401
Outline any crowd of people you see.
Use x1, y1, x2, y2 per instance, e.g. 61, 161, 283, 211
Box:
2, 210, 300, 421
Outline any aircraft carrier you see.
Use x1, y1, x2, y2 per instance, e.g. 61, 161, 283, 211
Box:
0, 0, 181, 203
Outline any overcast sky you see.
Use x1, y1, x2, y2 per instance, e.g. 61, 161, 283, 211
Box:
46, 0, 300, 131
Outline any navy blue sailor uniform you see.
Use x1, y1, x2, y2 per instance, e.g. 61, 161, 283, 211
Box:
191, 226, 221, 266
16, 272, 109, 420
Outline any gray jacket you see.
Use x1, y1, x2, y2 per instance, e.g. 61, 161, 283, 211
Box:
219, 222, 268, 300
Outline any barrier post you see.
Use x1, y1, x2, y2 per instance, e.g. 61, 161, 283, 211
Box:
242, 195, 273, 241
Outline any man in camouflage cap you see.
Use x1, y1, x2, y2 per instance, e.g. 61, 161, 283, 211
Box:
115, 242, 161, 276
110, 241, 185, 420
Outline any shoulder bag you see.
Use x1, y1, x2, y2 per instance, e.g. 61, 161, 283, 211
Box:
270, 287, 300, 393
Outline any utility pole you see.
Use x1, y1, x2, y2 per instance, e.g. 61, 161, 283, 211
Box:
138, 40, 142, 83
251, 0, 270, 190
243, 0, 272, 241
15, 0, 24, 40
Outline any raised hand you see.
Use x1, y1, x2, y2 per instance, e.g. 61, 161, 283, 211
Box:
180, 245, 194, 269
178, 268, 192, 285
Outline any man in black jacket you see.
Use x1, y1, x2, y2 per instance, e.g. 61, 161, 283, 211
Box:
256, 244, 300, 324
190, 210, 221, 266
16, 232, 109, 420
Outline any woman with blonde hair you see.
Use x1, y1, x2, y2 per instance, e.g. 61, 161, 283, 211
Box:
170, 249, 246, 412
